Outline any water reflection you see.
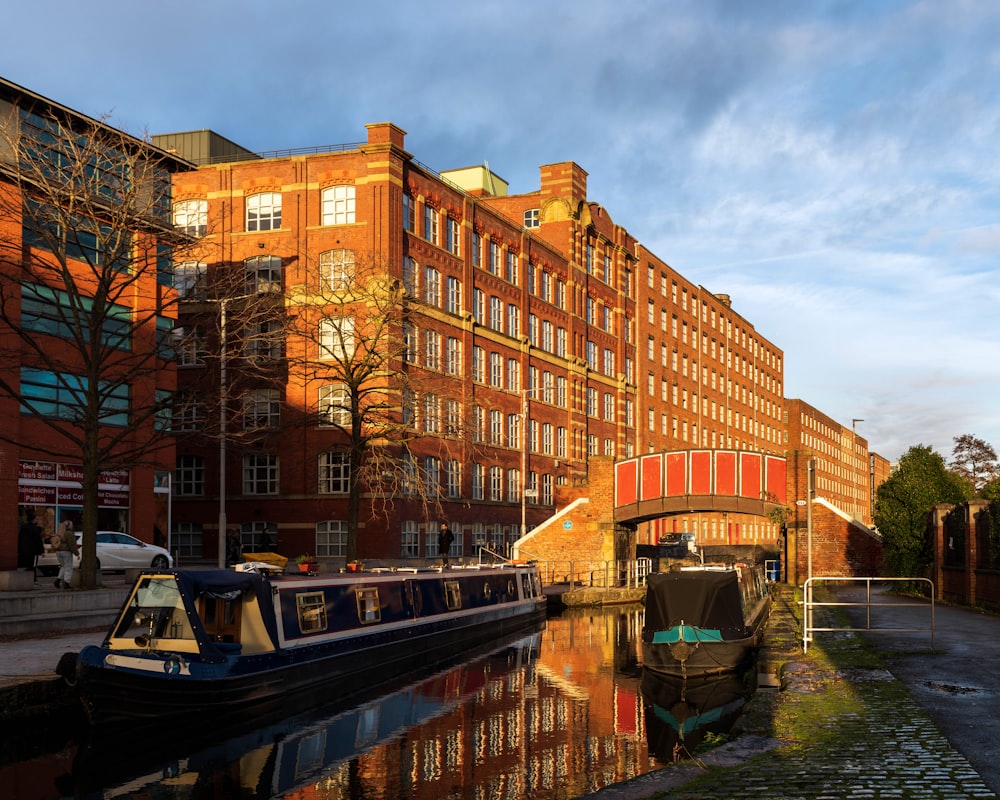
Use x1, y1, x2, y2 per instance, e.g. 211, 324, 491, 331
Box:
640, 670, 750, 763
4, 604, 753, 800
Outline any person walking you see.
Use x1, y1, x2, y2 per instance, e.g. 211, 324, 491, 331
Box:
53, 519, 78, 589
17, 509, 44, 578
438, 523, 454, 567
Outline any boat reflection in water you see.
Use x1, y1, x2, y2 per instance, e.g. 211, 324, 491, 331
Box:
10, 605, 714, 800
639, 668, 751, 762
73, 628, 544, 799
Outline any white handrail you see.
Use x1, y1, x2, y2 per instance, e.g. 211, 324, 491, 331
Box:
802, 576, 935, 653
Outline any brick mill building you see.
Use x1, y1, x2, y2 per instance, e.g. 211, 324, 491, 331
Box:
154, 122, 797, 565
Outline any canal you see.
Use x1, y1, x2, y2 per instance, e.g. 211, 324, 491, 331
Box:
5, 605, 753, 800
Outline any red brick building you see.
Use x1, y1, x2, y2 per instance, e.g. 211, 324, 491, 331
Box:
0, 77, 188, 569
159, 122, 901, 567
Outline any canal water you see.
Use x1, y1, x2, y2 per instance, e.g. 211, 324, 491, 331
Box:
4, 605, 753, 800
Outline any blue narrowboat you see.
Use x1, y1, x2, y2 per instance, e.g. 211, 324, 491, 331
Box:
74, 563, 546, 726
641, 563, 770, 678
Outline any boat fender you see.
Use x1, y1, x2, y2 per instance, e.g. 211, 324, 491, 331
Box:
56, 651, 78, 687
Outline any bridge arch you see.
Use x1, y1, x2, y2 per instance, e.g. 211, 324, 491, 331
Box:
614, 450, 787, 527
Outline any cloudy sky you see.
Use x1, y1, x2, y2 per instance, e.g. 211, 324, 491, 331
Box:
4, 0, 999, 462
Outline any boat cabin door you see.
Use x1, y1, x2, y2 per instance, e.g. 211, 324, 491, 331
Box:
198, 595, 242, 643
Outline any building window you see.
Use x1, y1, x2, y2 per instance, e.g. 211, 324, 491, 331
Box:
246, 192, 281, 232
506, 251, 518, 284
446, 217, 461, 255
319, 316, 355, 360
170, 395, 205, 433
243, 454, 278, 494
489, 241, 501, 275
489, 296, 502, 331
21, 284, 132, 350
472, 288, 485, 324
20, 368, 129, 426
174, 327, 205, 367
424, 329, 441, 370
507, 304, 520, 338
317, 520, 347, 558
444, 337, 462, 376
471, 232, 481, 267
506, 468, 520, 503
423, 204, 439, 244
446, 398, 461, 436
506, 358, 520, 392
424, 266, 441, 307
489, 352, 503, 387
472, 345, 484, 383
173, 199, 207, 236
174, 261, 206, 299
507, 414, 520, 449
402, 194, 415, 232
175, 455, 204, 496
472, 463, 485, 500
245, 255, 282, 293
446, 276, 462, 314
422, 393, 440, 433
242, 389, 280, 430
171, 522, 202, 559
489, 409, 503, 445
318, 451, 349, 494
445, 460, 461, 499
320, 249, 354, 291
603, 392, 615, 421
401, 521, 419, 558
424, 456, 441, 497
245, 319, 283, 362
318, 383, 350, 427
489, 465, 502, 502
321, 185, 355, 225
524, 208, 539, 228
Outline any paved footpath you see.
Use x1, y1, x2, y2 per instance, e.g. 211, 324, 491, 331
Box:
581, 585, 1000, 800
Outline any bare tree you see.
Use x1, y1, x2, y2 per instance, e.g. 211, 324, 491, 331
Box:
0, 106, 188, 587
172, 254, 294, 565
950, 434, 998, 494
292, 254, 476, 563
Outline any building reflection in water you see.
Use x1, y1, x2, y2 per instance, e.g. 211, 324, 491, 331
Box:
56, 605, 750, 800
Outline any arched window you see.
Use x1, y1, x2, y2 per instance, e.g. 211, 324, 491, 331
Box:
246, 192, 281, 231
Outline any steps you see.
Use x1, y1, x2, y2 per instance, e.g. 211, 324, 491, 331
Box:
0, 582, 130, 638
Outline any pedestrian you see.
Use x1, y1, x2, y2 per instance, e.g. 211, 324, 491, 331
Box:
438, 523, 454, 567
17, 509, 44, 577
225, 528, 243, 567
52, 519, 78, 590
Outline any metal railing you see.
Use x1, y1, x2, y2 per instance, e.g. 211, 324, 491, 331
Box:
802, 577, 935, 653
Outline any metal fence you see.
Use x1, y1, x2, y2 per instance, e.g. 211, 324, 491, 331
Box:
802, 576, 935, 653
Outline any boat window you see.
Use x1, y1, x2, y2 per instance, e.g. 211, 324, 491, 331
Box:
507, 579, 516, 598
112, 577, 194, 641
356, 588, 381, 624
521, 573, 532, 598
483, 581, 493, 601
296, 592, 328, 634
444, 581, 461, 610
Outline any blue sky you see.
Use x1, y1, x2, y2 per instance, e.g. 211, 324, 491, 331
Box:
4, 0, 999, 462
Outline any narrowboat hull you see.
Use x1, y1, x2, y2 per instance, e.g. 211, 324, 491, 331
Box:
75, 565, 547, 727
641, 565, 770, 678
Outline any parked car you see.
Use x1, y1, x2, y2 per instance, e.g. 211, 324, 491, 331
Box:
36, 531, 173, 576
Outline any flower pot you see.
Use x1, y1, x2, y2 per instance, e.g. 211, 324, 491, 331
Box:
298, 562, 316, 573
346, 562, 361, 573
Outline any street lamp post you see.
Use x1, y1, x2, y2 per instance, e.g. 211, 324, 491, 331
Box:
217, 297, 229, 568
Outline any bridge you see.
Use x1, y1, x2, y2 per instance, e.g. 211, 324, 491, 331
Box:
614, 450, 787, 526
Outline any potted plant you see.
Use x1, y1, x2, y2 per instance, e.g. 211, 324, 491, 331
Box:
296, 554, 317, 574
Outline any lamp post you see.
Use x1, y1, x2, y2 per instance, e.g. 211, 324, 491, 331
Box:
217, 297, 229, 568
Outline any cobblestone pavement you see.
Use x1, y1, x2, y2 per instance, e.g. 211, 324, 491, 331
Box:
579, 586, 998, 800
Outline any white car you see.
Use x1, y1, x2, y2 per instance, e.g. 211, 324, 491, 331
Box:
37, 531, 173, 575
